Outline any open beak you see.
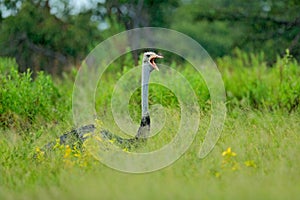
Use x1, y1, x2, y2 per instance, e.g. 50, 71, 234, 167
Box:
149, 54, 163, 71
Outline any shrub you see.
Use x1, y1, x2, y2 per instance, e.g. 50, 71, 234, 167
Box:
0, 58, 65, 130
218, 49, 300, 112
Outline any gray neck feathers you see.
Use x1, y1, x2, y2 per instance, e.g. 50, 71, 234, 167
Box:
141, 63, 152, 117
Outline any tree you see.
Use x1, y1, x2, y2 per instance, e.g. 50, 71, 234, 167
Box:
94, 0, 180, 64
0, 0, 101, 74
171, 0, 300, 61
0, 0, 180, 72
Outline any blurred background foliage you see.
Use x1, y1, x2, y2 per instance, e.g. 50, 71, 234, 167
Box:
0, 0, 300, 131
0, 0, 299, 74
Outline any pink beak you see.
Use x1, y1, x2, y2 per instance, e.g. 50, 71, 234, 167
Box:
150, 54, 163, 71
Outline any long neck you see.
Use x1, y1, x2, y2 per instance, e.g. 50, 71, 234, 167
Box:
141, 64, 150, 117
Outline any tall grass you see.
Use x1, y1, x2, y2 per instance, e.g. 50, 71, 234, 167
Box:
0, 50, 299, 199
219, 49, 300, 112
0, 110, 299, 200
0, 58, 70, 132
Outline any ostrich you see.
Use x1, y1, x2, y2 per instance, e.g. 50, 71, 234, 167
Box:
52, 52, 163, 149
136, 51, 163, 138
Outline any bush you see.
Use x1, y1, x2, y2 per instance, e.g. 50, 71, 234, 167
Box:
95, 50, 300, 118
0, 58, 66, 130
1, 50, 299, 133
218, 49, 300, 112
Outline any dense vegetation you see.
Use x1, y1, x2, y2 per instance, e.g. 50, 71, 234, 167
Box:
0, 51, 299, 199
1, 50, 299, 132
0, 0, 299, 199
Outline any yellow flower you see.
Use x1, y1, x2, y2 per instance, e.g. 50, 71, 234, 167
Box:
53, 139, 62, 150
109, 138, 116, 144
215, 172, 221, 178
244, 160, 257, 168
74, 152, 81, 158
35, 147, 41, 153
64, 145, 71, 158
35, 147, 45, 160
222, 147, 237, 157
122, 147, 129, 152
210, 170, 221, 178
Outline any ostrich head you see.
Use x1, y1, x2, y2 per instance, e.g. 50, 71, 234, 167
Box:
143, 52, 163, 72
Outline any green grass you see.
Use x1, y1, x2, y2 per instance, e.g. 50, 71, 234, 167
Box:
0, 52, 300, 199
0, 110, 299, 200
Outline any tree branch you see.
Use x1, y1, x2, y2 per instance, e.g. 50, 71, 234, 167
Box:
195, 9, 300, 27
